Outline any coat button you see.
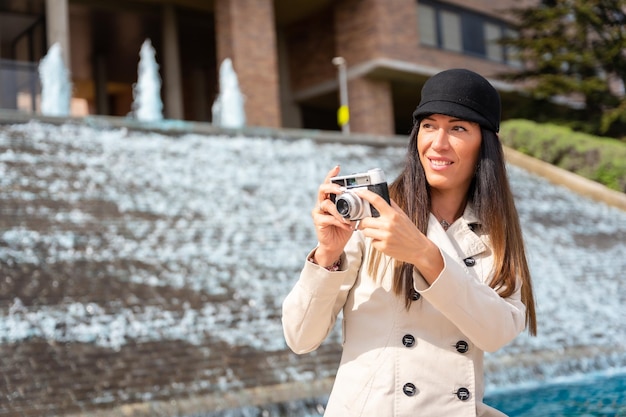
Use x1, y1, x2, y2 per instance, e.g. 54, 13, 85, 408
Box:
456, 387, 470, 401
410, 289, 421, 301
402, 334, 416, 348
403, 383, 417, 396
455, 340, 469, 353
463, 257, 476, 267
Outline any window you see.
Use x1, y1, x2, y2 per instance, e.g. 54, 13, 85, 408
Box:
417, 1, 518, 65
485, 22, 503, 61
441, 10, 462, 52
504, 28, 522, 68
418, 4, 437, 47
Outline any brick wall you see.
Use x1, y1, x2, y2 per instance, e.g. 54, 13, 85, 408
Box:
335, 0, 419, 63
285, 9, 336, 92
281, 0, 535, 134
214, 0, 282, 127
348, 77, 395, 135
332, 0, 422, 135
287, 0, 527, 93
334, 0, 379, 65
444, 0, 538, 20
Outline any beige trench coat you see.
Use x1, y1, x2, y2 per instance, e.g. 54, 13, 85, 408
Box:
282, 208, 527, 417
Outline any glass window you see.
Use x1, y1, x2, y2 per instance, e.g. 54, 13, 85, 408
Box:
485, 22, 503, 61
461, 13, 485, 56
417, 1, 516, 66
418, 4, 437, 47
504, 28, 522, 68
441, 10, 462, 52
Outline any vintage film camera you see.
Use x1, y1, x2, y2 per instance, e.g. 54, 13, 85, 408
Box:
330, 168, 390, 221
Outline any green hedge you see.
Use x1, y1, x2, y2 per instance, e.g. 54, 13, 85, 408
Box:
500, 119, 626, 193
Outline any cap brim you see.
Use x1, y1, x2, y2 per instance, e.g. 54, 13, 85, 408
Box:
412, 100, 496, 132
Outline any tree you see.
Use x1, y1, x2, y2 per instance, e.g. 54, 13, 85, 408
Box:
500, 0, 626, 138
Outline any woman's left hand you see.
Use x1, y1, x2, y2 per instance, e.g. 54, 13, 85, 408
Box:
355, 189, 443, 283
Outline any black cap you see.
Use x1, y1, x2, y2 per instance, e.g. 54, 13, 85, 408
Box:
412, 69, 501, 132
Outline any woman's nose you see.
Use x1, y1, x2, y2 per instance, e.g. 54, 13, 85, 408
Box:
431, 128, 450, 150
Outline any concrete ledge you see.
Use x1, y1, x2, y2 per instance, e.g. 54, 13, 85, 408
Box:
0, 111, 409, 148
503, 147, 626, 211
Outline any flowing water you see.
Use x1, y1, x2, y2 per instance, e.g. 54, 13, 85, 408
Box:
0, 121, 624, 415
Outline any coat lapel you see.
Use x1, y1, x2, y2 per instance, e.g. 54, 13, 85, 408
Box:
427, 208, 488, 262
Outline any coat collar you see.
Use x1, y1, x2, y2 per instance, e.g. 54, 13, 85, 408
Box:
428, 205, 487, 260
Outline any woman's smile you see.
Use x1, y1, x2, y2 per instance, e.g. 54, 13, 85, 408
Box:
427, 157, 453, 169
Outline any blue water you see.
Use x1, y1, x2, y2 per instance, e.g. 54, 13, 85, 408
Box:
485, 370, 626, 417
202, 370, 626, 416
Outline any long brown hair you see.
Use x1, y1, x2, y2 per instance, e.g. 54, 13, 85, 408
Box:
368, 123, 537, 335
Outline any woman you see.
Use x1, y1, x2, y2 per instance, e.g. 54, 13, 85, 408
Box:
282, 68, 537, 417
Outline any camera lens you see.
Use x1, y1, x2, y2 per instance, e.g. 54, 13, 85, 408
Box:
336, 198, 351, 217
335, 193, 363, 220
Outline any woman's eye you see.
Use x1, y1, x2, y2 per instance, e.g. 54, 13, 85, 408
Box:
452, 125, 468, 132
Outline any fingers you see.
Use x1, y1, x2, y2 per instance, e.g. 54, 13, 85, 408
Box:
315, 166, 392, 234
355, 197, 402, 232
317, 166, 342, 203
311, 206, 353, 233
324, 165, 341, 183
353, 189, 392, 216
317, 198, 331, 214
316, 198, 352, 226
316, 165, 347, 220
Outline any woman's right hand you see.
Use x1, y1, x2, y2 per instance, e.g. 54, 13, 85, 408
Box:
311, 166, 354, 267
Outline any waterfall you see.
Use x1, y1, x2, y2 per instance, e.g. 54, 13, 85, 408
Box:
1, 121, 624, 416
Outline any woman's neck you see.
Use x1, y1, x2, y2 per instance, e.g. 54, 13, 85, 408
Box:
431, 191, 467, 226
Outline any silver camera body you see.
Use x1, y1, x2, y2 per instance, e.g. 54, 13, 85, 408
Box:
330, 168, 390, 221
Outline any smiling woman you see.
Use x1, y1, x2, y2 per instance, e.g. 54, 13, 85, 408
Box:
283, 68, 537, 417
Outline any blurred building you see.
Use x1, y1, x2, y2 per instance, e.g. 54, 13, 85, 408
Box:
0, 0, 537, 134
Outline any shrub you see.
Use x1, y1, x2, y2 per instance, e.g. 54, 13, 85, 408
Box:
500, 119, 626, 193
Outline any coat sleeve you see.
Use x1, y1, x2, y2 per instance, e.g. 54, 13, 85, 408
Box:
413, 249, 527, 353
282, 233, 364, 354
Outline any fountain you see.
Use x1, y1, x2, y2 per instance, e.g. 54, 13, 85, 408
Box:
38, 43, 72, 116
131, 39, 163, 122
0, 121, 624, 416
211, 58, 246, 128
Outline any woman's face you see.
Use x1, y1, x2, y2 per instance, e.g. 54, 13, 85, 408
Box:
417, 114, 482, 195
